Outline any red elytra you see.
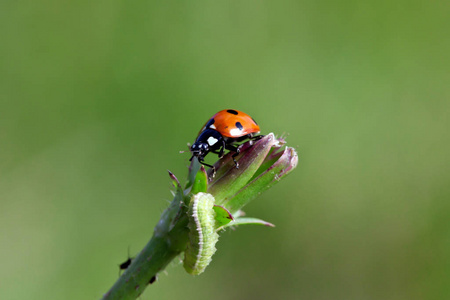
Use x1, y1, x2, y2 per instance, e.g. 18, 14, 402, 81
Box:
200, 109, 260, 138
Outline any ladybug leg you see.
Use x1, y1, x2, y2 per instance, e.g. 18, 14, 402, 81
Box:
249, 134, 264, 141
231, 152, 239, 168
210, 148, 223, 158
199, 161, 214, 169
218, 140, 226, 158
210, 141, 226, 158
246, 134, 264, 146
197, 160, 217, 178
225, 144, 240, 169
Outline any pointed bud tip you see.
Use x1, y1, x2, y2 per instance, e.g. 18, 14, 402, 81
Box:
285, 147, 298, 171
263, 132, 276, 144
168, 170, 181, 185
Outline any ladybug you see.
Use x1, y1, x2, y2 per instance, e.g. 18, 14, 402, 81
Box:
190, 109, 262, 169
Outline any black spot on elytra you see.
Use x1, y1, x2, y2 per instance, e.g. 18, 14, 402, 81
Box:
251, 117, 258, 125
227, 109, 238, 115
235, 122, 243, 130
205, 118, 215, 128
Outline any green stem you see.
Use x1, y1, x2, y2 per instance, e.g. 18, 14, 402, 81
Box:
102, 201, 189, 300
103, 162, 199, 299
101, 139, 297, 299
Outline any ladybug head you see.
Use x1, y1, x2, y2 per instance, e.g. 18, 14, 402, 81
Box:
190, 142, 209, 161
190, 128, 224, 164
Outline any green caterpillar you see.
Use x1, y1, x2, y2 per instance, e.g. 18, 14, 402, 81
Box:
184, 193, 219, 275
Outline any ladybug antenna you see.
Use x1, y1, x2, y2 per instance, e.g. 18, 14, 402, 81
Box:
180, 143, 192, 154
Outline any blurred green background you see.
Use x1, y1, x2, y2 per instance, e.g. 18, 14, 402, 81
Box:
1, 1, 449, 299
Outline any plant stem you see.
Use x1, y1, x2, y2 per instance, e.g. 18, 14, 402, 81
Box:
102, 199, 189, 299
101, 137, 297, 299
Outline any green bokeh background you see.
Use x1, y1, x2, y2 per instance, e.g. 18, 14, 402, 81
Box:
1, 1, 449, 299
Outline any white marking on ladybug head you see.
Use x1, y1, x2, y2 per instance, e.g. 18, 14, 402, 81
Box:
209, 124, 216, 129
207, 136, 218, 146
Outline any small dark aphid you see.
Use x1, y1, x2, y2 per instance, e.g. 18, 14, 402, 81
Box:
149, 275, 157, 284
119, 257, 132, 270
118, 247, 133, 275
